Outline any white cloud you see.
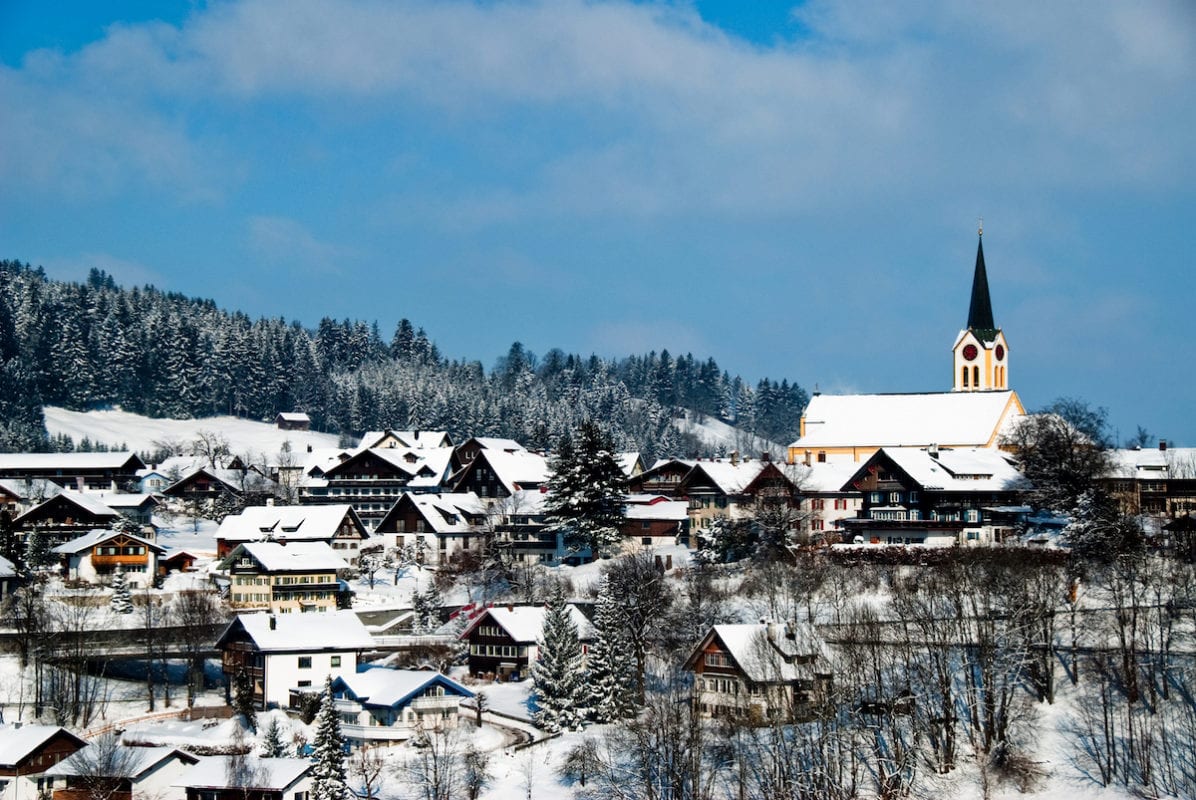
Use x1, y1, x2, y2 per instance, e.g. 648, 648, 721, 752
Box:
246, 215, 355, 274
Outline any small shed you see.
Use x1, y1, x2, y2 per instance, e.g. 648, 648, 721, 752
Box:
275, 412, 311, 431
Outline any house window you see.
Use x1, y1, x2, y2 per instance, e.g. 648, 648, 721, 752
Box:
705, 652, 730, 667
641, 537, 652, 546
834, 498, 847, 510
817, 452, 826, 463
331, 656, 341, 668
908, 510, 920, 521
298, 657, 312, 669
810, 499, 824, 511
298, 680, 312, 688
908, 491, 918, 503
869, 492, 883, 504
889, 492, 902, 504
811, 519, 825, 531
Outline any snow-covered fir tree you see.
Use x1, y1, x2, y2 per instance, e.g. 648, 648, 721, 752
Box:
585, 575, 636, 723
110, 565, 133, 614
311, 675, 348, 800
232, 668, 257, 732
530, 592, 585, 732
544, 420, 626, 554
411, 584, 442, 634
24, 529, 51, 570
259, 717, 287, 757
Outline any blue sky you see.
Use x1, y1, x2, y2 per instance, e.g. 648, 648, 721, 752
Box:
1, 0, 1193, 445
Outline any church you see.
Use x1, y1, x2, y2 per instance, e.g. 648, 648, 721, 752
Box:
787, 229, 1026, 465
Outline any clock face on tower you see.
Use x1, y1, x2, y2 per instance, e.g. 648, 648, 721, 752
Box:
962, 344, 978, 361
995, 344, 1005, 361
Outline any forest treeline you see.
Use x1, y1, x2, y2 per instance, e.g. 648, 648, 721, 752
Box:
0, 260, 806, 459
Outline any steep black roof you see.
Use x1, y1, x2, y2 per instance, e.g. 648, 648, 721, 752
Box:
967, 232, 998, 342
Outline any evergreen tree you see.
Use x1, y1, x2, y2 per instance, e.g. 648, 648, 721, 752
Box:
232, 668, 258, 732
110, 565, 133, 614
24, 528, 52, 570
544, 420, 626, 554
585, 575, 636, 723
530, 592, 585, 732
259, 717, 287, 757
311, 675, 348, 800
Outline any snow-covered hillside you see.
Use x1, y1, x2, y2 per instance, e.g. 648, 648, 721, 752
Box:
44, 406, 342, 456
673, 410, 784, 458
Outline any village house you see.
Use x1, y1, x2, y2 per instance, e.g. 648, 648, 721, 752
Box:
175, 756, 311, 800
793, 461, 864, 543
274, 412, 311, 431
450, 449, 549, 499
621, 494, 690, 547
677, 457, 802, 540
218, 541, 348, 613
299, 447, 453, 530
0, 725, 87, 800
625, 459, 697, 497
684, 622, 833, 723
0, 557, 18, 601
13, 491, 121, 547
0, 452, 145, 493
373, 492, 485, 565
1103, 443, 1196, 517
838, 446, 1027, 546
216, 610, 372, 709
450, 437, 526, 471
52, 529, 165, 587
46, 744, 198, 800
215, 503, 371, 564
318, 667, 474, 746
460, 604, 594, 681
163, 466, 277, 508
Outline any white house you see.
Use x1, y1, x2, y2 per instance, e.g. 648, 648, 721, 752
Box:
215, 503, 370, 564
215, 610, 373, 709
51, 528, 165, 588
324, 667, 474, 746
0, 725, 86, 800
46, 744, 198, 800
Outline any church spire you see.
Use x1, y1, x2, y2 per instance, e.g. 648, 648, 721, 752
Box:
966, 226, 996, 340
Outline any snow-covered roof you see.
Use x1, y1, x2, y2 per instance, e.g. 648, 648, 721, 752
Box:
223, 541, 348, 572
795, 461, 861, 493
616, 452, 642, 476
359, 430, 452, 450
276, 412, 311, 423
0, 725, 83, 766
700, 623, 829, 683
217, 504, 362, 543
624, 500, 689, 521
790, 391, 1024, 450
90, 492, 159, 509
219, 609, 373, 652
464, 437, 525, 453
333, 666, 472, 709
871, 447, 1025, 492
0, 452, 144, 470
48, 745, 194, 779
0, 556, 15, 578
36, 490, 120, 518
52, 528, 165, 556
464, 605, 594, 643
1106, 447, 1196, 480
684, 460, 770, 494
175, 756, 310, 790
478, 451, 550, 493
396, 493, 482, 533
0, 478, 63, 500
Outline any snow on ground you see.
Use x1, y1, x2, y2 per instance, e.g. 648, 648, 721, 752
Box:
44, 406, 341, 456
672, 409, 781, 456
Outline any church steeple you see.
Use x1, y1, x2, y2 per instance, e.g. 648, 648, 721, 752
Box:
967, 227, 996, 340
952, 224, 1009, 392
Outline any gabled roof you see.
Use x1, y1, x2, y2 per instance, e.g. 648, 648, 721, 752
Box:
219, 541, 348, 573
217, 504, 366, 543
216, 609, 373, 652
52, 528, 166, 556
359, 430, 453, 450
175, 756, 310, 791
0, 478, 62, 501
685, 623, 829, 684
163, 466, 255, 496
0, 725, 86, 767
376, 493, 483, 535
47, 744, 197, 779
624, 498, 689, 521
332, 667, 473, 709
678, 459, 770, 495
791, 390, 1024, 450
616, 452, 645, 477
276, 412, 311, 423
456, 450, 549, 494
461, 437, 525, 453
460, 604, 594, 643
91, 492, 159, 510
1105, 447, 1196, 480
843, 446, 1024, 493
15, 491, 120, 525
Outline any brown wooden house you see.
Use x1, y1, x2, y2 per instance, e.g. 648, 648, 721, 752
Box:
13, 492, 120, 546
0, 725, 87, 800
459, 604, 593, 681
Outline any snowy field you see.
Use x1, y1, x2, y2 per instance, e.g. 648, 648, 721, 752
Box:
44, 406, 342, 456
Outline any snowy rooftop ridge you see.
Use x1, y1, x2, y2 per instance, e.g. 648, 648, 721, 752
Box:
0, 725, 83, 766
175, 756, 310, 790
217, 504, 361, 542
218, 609, 373, 651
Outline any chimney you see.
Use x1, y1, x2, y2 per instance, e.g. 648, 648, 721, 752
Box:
730, 451, 739, 466
929, 444, 940, 459
1160, 440, 1168, 451
307, 444, 313, 453
268, 614, 276, 630
761, 452, 770, 462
